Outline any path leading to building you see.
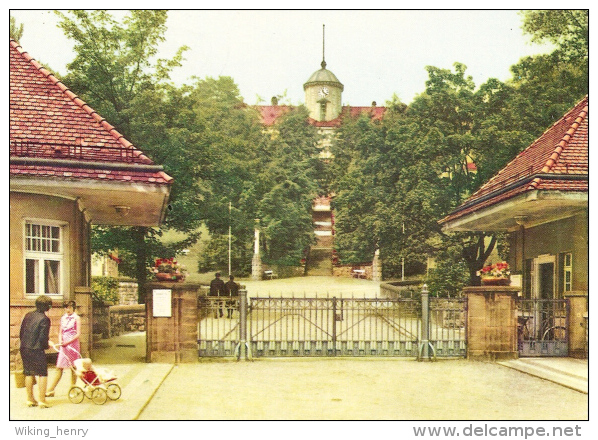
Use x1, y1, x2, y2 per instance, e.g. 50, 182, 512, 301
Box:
242, 276, 381, 298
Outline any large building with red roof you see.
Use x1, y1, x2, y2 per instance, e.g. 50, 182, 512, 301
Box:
9, 39, 172, 367
253, 55, 386, 278
440, 96, 588, 331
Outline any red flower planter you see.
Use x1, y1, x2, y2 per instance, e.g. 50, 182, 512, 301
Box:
155, 272, 183, 282
481, 277, 510, 286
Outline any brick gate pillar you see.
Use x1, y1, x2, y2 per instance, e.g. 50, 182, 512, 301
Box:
564, 293, 588, 359
145, 282, 203, 363
463, 286, 520, 361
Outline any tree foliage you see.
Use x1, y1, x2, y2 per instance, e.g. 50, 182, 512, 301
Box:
10, 16, 24, 41
520, 10, 588, 63
331, 15, 588, 285
57, 10, 589, 292
257, 106, 321, 265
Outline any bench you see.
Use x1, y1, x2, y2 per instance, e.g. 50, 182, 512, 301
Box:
263, 270, 278, 280
351, 269, 366, 279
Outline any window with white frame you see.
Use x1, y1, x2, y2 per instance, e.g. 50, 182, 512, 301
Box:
24, 221, 64, 296
563, 252, 572, 293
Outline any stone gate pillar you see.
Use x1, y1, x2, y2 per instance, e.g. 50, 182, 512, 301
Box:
251, 220, 262, 280
75, 286, 93, 358
145, 282, 202, 363
372, 249, 382, 282
565, 293, 588, 358
463, 286, 519, 360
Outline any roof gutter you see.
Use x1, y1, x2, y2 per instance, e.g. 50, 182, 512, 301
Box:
439, 172, 588, 224
10, 156, 166, 172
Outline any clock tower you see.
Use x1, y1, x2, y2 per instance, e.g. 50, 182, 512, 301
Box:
304, 26, 343, 122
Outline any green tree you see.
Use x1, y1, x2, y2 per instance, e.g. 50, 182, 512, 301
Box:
10, 16, 24, 41
55, 10, 191, 300
257, 106, 321, 266
520, 10, 588, 63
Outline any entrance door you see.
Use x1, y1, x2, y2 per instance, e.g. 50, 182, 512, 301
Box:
539, 262, 555, 300
534, 254, 555, 300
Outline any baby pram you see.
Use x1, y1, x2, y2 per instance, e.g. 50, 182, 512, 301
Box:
57, 345, 121, 405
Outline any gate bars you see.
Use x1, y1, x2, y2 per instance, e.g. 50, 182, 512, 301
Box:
197, 285, 467, 359
517, 298, 569, 357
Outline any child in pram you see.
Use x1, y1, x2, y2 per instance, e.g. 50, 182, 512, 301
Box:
67, 357, 121, 405
74, 358, 116, 387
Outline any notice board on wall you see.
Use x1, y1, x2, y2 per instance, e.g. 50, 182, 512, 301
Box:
152, 289, 172, 317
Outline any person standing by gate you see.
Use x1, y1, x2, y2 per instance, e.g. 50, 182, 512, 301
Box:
225, 275, 239, 318
209, 273, 226, 318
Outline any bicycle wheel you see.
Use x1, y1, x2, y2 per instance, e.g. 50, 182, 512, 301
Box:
68, 386, 85, 404
91, 387, 108, 405
542, 326, 567, 341
106, 383, 122, 400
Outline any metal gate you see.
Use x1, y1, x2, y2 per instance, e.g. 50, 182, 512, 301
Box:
197, 289, 467, 358
197, 296, 241, 357
249, 296, 421, 357
518, 298, 569, 357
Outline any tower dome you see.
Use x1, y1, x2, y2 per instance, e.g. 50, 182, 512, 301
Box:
304, 60, 344, 122
304, 60, 344, 90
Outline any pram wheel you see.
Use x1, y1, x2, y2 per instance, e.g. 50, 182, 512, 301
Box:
106, 383, 121, 400
68, 386, 85, 404
91, 388, 108, 405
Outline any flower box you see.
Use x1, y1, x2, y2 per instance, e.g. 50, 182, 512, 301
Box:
155, 272, 183, 282
481, 277, 510, 286
478, 261, 510, 286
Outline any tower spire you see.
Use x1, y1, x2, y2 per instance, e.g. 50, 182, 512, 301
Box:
321, 24, 326, 69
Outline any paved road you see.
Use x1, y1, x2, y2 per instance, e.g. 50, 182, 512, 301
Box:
11, 356, 588, 422
138, 357, 588, 420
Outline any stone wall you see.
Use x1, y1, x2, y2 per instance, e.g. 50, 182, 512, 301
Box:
332, 263, 372, 279
109, 305, 146, 336
118, 280, 139, 305
380, 281, 421, 299
92, 302, 145, 343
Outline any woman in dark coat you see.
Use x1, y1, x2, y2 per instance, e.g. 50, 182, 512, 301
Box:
19, 295, 53, 408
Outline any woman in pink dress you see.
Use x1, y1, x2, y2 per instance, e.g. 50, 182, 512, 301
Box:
45, 301, 81, 397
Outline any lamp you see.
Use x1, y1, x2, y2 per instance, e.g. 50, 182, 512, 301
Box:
114, 205, 131, 217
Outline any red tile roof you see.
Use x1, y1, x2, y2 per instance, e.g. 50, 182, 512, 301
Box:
255, 105, 294, 126
9, 40, 172, 185
256, 104, 386, 127
440, 96, 588, 224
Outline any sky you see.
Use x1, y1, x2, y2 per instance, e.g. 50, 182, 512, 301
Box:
10, 9, 556, 107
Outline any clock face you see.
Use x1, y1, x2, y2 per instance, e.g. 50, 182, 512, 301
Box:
318, 87, 329, 98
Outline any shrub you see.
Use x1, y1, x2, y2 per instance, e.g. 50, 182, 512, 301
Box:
91, 276, 119, 304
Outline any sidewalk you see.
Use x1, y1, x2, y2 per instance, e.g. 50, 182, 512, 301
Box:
10, 332, 173, 421
497, 357, 588, 394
